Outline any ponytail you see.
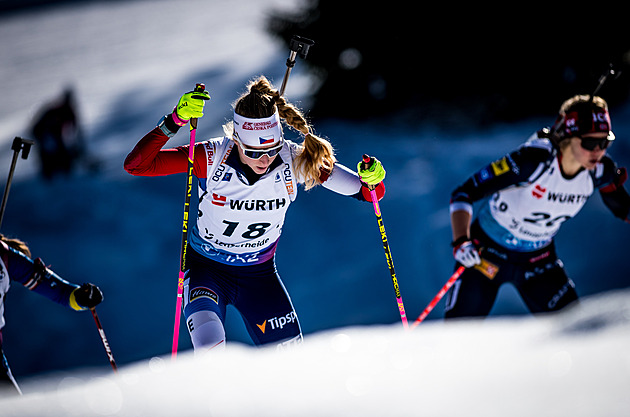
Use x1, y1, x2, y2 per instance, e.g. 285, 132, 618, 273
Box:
232, 76, 336, 190
0, 234, 31, 257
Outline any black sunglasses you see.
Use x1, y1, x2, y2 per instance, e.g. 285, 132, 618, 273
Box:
579, 135, 613, 151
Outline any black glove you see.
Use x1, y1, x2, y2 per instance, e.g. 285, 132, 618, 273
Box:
72, 283, 104, 310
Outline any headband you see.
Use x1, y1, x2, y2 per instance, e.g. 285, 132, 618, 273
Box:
233, 110, 283, 148
560, 107, 613, 139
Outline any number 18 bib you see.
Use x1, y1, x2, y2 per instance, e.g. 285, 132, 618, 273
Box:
190, 137, 298, 265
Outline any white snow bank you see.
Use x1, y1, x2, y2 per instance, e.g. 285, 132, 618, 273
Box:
2, 289, 629, 417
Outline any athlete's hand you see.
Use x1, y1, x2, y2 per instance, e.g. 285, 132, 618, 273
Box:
174, 87, 211, 123
357, 156, 386, 185
453, 240, 481, 268
71, 283, 104, 311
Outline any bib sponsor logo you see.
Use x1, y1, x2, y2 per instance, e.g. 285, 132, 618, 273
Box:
230, 198, 286, 211
204, 142, 214, 166
212, 193, 227, 206
283, 163, 294, 196
532, 184, 546, 199
209, 194, 287, 211
256, 312, 297, 334
491, 157, 510, 176
547, 192, 589, 204
210, 147, 233, 182
212, 164, 226, 182
189, 287, 219, 304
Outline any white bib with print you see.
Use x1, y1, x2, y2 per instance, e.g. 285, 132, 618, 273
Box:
190, 137, 298, 264
487, 157, 594, 249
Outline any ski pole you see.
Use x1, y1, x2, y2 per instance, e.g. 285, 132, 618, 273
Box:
90, 308, 118, 372
0, 137, 34, 229
279, 35, 315, 96
171, 83, 208, 360
361, 155, 409, 330
410, 266, 465, 329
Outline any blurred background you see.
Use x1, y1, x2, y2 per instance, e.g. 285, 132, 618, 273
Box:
0, 0, 628, 382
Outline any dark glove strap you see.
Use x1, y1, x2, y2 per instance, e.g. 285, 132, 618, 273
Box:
158, 113, 181, 138
451, 236, 470, 248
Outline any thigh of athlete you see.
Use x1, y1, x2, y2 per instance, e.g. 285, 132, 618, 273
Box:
233, 259, 302, 348
516, 258, 578, 314
182, 257, 233, 351
444, 266, 501, 319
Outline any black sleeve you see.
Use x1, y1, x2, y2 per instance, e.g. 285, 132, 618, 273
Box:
451, 138, 555, 207
595, 156, 630, 221
1, 243, 78, 308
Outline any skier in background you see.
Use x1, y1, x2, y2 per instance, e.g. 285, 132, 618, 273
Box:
124, 76, 386, 352
0, 234, 103, 394
31, 88, 85, 180
446, 95, 630, 318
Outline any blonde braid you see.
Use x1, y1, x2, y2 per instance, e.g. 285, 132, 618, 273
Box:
268, 87, 336, 190
0, 233, 31, 257
233, 76, 337, 189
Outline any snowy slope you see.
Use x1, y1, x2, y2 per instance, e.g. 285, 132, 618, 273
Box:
2, 289, 630, 416
0, 0, 629, 389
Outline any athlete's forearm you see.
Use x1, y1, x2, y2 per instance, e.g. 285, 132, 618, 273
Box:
451, 209, 472, 241
124, 127, 208, 177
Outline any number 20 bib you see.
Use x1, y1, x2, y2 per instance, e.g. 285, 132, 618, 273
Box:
486, 157, 594, 250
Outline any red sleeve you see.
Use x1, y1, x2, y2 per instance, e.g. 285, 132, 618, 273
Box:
124, 127, 207, 177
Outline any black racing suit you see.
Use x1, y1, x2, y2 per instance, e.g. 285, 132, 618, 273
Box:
445, 132, 630, 318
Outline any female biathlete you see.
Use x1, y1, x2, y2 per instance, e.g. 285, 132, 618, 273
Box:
124, 76, 386, 351
0, 234, 103, 394
446, 95, 630, 318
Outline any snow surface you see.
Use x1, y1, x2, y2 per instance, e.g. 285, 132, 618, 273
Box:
0, 0, 629, 413
2, 290, 630, 416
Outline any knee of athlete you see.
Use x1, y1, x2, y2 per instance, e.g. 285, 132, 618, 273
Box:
187, 311, 226, 352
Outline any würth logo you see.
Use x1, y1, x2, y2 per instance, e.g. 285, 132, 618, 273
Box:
532, 184, 546, 199
210, 194, 287, 210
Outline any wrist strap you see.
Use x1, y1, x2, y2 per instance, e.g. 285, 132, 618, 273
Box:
157, 114, 180, 138
451, 236, 470, 248
171, 108, 188, 126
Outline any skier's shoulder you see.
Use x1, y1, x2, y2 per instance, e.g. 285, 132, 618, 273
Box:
283, 139, 302, 160
191, 136, 232, 160
196, 135, 229, 149
506, 130, 556, 178
516, 130, 556, 161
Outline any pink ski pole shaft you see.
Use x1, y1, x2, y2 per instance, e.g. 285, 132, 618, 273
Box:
362, 155, 409, 330
410, 266, 465, 329
172, 83, 206, 360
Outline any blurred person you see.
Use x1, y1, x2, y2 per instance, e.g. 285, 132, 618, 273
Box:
31, 88, 85, 180
446, 95, 630, 318
124, 76, 386, 352
0, 234, 103, 394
